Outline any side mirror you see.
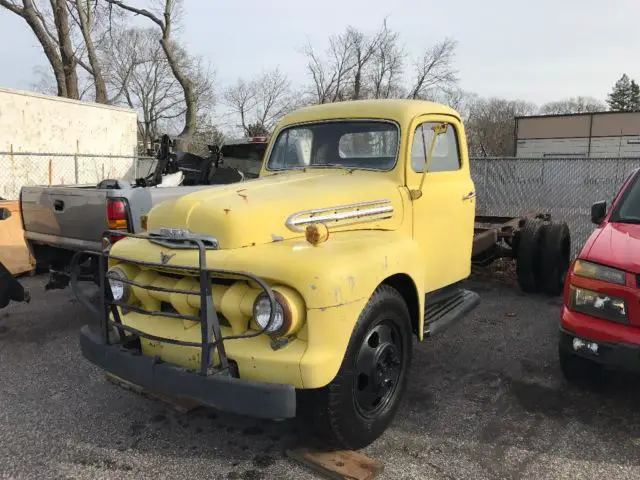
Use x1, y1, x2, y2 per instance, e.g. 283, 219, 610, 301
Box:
0, 207, 11, 221
591, 200, 607, 225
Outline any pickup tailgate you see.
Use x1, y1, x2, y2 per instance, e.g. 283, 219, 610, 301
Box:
21, 186, 108, 244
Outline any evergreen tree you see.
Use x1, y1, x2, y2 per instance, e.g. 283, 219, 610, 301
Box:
607, 74, 637, 111
630, 80, 640, 111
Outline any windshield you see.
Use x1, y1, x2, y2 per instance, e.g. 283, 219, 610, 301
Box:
266, 120, 399, 171
610, 171, 640, 224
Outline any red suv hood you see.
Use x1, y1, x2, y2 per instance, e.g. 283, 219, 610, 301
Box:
585, 222, 640, 274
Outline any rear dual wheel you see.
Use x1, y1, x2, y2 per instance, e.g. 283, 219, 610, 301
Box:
516, 219, 570, 296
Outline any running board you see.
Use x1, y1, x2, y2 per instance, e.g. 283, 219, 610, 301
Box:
424, 288, 480, 337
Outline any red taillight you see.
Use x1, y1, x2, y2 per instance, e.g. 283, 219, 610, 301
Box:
107, 198, 129, 231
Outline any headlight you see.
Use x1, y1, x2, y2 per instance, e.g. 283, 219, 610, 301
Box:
569, 286, 628, 324
252, 292, 290, 336
107, 267, 128, 302
573, 259, 626, 285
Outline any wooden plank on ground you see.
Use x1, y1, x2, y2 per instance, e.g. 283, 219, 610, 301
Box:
105, 373, 202, 414
286, 447, 383, 480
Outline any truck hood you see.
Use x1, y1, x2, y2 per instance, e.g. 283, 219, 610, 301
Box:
585, 222, 640, 274
146, 170, 405, 250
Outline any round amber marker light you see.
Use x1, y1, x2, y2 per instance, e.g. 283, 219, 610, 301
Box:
305, 223, 329, 246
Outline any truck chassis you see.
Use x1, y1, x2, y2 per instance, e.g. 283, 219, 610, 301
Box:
472, 213, 571, 296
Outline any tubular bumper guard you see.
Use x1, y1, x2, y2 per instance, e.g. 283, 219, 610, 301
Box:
71, 230, 296, 419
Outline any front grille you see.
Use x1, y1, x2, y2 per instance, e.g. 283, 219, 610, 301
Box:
148, 230, 218, 250
159, 301, 231, 327
150, 268, 237, 286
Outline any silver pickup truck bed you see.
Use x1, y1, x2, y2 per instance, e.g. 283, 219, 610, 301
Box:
21, 183, 212, 253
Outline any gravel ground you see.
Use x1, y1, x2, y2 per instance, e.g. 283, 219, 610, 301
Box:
2, 274, 640, 480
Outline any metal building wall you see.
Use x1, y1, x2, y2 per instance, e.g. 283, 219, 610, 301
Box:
515, 111, 640, 158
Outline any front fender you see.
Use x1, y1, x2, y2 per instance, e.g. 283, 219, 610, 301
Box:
225, 231, 425, 388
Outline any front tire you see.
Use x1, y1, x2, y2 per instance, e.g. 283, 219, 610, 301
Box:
298, 285, 413, 450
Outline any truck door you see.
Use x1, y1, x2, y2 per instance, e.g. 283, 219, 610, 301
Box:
406, 115, 476, 292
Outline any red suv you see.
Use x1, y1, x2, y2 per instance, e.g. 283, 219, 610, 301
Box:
559, 167, 640, 382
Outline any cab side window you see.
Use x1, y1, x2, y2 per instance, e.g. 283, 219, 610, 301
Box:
411, 122, 461, 173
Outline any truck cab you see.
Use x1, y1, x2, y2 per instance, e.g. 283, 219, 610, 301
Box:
559, 167, 640, 382
76, 99, 480, 449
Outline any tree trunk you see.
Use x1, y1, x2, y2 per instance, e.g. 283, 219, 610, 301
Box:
159, 38, 196, 141
75, 0, 108, 103
50, 0, 79, 99
353, 67, 362, 100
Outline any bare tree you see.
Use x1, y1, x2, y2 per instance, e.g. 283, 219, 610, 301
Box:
1, 0, 122, 102
101, 26, 214, 151
407, 38, 457, 100
223, 79, 256, 136
346, 26, 383, 100
368, 22, 404, 99
539, 96, 606, 115
465, 97, 537, 156
303, 29, 356, 103
254, 69, 293, 130
302, 24, 457, 104
104, 0, 198, 144
224, 68, 294, 136
429, 87, 478, 122
0, 0, 76, 97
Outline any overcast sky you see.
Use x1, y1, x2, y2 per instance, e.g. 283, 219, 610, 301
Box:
1, 0, 639, 111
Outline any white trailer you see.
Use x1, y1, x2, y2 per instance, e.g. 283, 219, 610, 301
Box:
0, 87, 138, 199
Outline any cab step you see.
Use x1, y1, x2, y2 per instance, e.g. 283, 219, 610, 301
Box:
424, 288, 480, 337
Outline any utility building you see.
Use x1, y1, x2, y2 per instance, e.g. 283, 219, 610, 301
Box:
515, 111, 640, 158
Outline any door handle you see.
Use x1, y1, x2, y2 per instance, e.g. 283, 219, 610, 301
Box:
54, 199, 65, 211
462, 191, 476, 201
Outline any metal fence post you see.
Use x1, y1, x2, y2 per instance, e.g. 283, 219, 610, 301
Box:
74, 153, 79, 184
134, 147, 138, 179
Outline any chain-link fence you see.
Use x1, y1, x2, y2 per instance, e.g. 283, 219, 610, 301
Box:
0, 151, 156, 200
471, 156, 640, 257
1, 150, 638, 257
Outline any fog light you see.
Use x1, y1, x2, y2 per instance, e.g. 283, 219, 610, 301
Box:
572, 337, 599, 355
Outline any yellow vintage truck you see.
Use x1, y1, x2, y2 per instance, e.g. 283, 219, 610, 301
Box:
74, 99, 565, 449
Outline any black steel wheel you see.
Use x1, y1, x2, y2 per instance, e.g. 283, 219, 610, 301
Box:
353, 321, 403, 417
539, 222, 571, 296
297, 285, 413, 450
516, 219, 546, 293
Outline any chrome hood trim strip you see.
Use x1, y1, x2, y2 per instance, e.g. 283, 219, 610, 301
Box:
285, 200, 394, 232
